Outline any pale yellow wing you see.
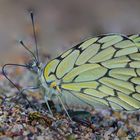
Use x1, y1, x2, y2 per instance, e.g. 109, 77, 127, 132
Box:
43, 34, 140, 111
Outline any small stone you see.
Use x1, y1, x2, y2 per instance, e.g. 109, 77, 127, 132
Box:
117, 128, 127, 138
113, 137, 120, 140
11, 124, 23, 133
13, 136, 25, 140
117, 121, 124, 128
23, 129, 30, 136
84, 133, 90, 139
0, 98, 2, 104
113, 112, 121, 119
36, 136, 45, 140
66, 134, 76, 140
0, 136, 12, 140
104, 127, 115, 138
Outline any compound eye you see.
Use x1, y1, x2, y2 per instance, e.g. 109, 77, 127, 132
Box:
50, 82, 61, 93
53, 85, 57, 89
50, 82, 57, 89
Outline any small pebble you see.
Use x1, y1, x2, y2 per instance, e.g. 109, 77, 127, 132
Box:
136, 136, 140, 140
117, 128, 128, 138
104, 127, 115, 138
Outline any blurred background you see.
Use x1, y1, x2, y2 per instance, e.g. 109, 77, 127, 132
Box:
1, 0, 140, 65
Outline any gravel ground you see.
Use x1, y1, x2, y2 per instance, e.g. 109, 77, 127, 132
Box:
1, 65, 140, 140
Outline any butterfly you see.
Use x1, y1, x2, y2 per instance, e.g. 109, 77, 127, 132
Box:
2, 12, 140, 121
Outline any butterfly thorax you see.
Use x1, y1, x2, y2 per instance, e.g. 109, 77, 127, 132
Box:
40, 66, 61, 100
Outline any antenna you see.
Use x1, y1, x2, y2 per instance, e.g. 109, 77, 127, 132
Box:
30, 11, 39, 63
19, 40, 37, 61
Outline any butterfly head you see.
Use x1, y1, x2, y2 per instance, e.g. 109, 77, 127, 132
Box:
26, 59, 42, 74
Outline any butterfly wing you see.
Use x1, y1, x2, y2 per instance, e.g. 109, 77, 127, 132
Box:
128, 34, 140, 49
43, 34, 140, 111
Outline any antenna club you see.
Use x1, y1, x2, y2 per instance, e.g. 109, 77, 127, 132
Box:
19, 40, 24, 45
30, 10, 39, 63
30, 11, 34, 20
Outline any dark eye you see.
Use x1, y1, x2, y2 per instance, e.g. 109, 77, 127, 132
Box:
36, 61, 39, 66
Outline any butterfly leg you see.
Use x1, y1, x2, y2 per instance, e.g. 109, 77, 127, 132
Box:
18, 86, 40, 109
44, 95, 54, 116
57, 95, 72, 121
2, 63, 41, 109
2, 63, 28, 91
